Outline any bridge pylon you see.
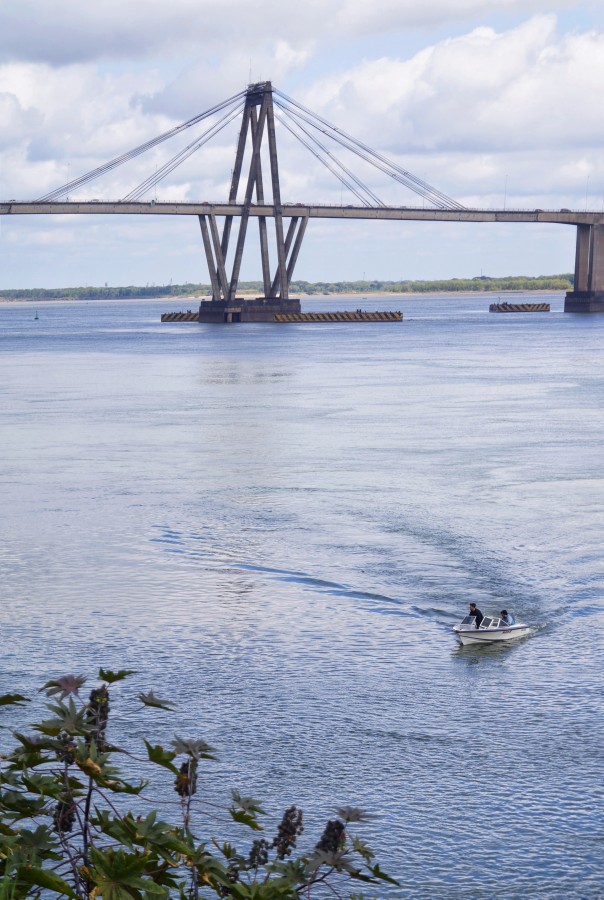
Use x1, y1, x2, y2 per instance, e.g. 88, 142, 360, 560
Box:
197, 81, 304, 322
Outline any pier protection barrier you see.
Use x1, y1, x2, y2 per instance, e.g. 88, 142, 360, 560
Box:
161, 311, 199, 322
161, 308, 402, 323
489, 302, 550, 313
274, 310, 402, 323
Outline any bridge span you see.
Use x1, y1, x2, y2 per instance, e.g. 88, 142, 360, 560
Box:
2, 79, 603, 314
3, 202, 603, 314
0, 201, 600, 226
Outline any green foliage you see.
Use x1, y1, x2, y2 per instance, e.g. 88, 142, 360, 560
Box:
0, 274, 573, 303
0, 674, 397, 898
0, 696, 29, 708
41, 676, 87, 699
97, 670, 137, 685
138, 692, 175, 712
289, 274, 574, 294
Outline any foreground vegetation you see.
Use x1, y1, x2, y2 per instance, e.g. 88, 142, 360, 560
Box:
0, 672, 397, 898
0, 274, 573, 302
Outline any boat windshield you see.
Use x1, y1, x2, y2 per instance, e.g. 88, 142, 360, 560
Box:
479, 617, 502, 629
460, 615, 476, 625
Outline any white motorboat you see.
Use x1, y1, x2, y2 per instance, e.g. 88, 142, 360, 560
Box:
453, 615, 530, 646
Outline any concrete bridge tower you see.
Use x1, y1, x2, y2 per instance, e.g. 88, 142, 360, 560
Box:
196, 81, 304, 323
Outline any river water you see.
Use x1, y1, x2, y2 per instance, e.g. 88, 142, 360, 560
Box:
1, 292, 603, 897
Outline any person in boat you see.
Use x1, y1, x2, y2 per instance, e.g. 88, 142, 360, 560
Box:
500, 609, 516, 626
468, 603, 484, 628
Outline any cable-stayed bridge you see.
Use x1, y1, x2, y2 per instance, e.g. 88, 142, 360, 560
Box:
1, 81, 602, 314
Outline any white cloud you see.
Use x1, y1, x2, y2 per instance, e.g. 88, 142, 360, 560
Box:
2, 14, 603, 209
295, 16, 604, 205
139, 41, 312, 119
0, 4, 601, 286
0, 91, 41, 148
0, 0, 579, 65
335, 0, 572, 34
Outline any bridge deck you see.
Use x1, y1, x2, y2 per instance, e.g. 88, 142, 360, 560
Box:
0, 201, 600, 225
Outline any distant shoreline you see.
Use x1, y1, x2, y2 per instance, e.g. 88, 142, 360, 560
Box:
0, 288, 569, 304
0, 291, 567, 305
0, 275, 573, 303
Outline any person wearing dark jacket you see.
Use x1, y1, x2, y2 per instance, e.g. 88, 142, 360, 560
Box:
468, 603, 484, 628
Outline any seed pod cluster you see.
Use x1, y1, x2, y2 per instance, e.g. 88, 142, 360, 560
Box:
53, 798, 76, 834
315, 819, 345, 854
86, 685, 110, 751
247, 838, 269, 868
271, 805, 304, 860
56, 730, 76, 765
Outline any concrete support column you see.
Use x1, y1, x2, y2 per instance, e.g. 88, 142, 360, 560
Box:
574, 224, 591, 292
198, 215, 221, 301
565, 223, 604, 312
588, 224, 604, 291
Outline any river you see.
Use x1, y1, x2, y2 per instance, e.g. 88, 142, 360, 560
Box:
1, 291, 602, 896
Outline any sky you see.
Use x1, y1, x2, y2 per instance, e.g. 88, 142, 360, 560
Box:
1, 0, 604, 288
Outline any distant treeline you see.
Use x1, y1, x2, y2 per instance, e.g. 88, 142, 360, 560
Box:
0, 274, 573, 301
292, 274, 574, 294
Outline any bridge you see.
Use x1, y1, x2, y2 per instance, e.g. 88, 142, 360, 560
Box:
1, 81, 602, 315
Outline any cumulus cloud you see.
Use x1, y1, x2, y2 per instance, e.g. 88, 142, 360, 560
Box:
138, 41, 312, 119
335, 0, 572, 34
0, 91, 41, 151
296, 16, 604, 205
0, 4, 602, 287
300, 15, 604, 150
2, 13, 604, 209
0, 0, 327, 65
0, 0, 578, 65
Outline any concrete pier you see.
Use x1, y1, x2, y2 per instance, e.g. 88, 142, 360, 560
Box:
565, 223, 604, 312
564, 291, 604, 313
197, 297, 301, 323
162, 302, 402, 323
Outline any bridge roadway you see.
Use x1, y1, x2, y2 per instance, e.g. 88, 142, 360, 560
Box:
0, 201, 602, 226
3, 201, 604, 312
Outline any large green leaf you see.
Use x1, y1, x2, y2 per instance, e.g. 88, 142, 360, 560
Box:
171, 736, 216, 761
230, 791, 265, 816
144, 741, 178, 775
138, 692, 175, 711
98, 668, 137, 684
351, 836, 375, 863
18, 826, 58, 851
88, 848, 167, 898
101, 778, 148, 795
21, 773, 65, 800
40, 675, 86, 699
368, 863, 400, 885
17, 864, 77, 897
33, 698, 89, 736
0, 694, 29, 707
229, 808, 263, 831
0, 790, 46, 818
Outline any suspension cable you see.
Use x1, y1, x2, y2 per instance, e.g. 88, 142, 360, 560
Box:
122, 100, 244, 202
36, 90, 247, 202
275, 111, 371, 207
274, 89, 465, 210
276, 106, 384, 207
277, 96, 453, 209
